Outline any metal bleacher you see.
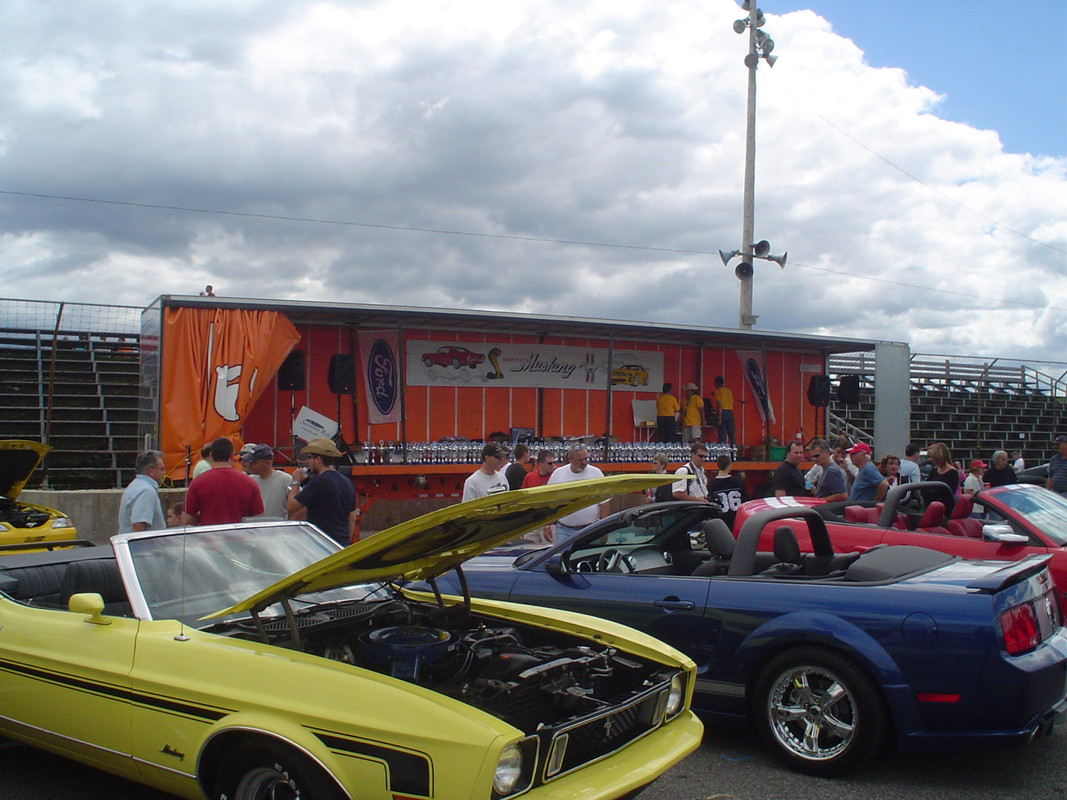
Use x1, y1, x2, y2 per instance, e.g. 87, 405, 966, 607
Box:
828, 353, 1066, 465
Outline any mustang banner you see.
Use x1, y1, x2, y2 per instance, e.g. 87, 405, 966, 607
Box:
406, 341, 663, 391
161, 307, 300, 476
358, 329, 401, 425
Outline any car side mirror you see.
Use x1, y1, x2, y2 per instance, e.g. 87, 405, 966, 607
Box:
983, 524, 1029, 545
544, 553, 568, 576
69, 592, 111, 625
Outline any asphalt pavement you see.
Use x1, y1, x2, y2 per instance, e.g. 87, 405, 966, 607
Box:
3, 719, 1066, 799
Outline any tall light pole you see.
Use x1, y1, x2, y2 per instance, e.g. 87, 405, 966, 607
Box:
721, 2, 784, 330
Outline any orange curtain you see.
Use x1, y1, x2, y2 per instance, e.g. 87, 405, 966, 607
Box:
161, 308, 300, 476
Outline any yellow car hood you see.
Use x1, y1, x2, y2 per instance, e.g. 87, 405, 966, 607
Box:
206, 473, 673, 620
0, 440, 50, 501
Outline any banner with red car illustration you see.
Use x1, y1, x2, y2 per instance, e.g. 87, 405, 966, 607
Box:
405, 341, 663, 391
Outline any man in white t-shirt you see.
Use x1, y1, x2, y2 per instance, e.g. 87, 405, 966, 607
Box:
547, 443, 605, 541
672, 441, 710, 502
899, 443, 922, 484
243, 444, 293, 519
462, 442, 510, 502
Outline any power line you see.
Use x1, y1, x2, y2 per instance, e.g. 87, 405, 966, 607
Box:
0, 188, 1061, 312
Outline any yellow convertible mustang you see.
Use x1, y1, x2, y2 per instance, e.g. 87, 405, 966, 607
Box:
0, 475, 701, 800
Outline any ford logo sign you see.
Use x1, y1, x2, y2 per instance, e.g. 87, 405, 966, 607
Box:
367, 339, 398, 416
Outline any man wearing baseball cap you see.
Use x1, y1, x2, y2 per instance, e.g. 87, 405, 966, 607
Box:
242, 444, 292, 519
846, 442, 882, 502
1047, 435, 1067, 497
287, 437, 356, 546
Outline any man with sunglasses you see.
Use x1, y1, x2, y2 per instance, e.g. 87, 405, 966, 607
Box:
521, 450, 558, 488
672, 442, 710, 502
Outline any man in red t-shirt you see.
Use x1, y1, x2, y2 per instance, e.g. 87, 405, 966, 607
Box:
182, 438, 264, 525
521, 450, 557, 489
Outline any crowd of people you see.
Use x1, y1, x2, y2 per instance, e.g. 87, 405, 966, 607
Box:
117, 429, 1066, 551
769, 433, 1067, 506
118, 436, 357, 547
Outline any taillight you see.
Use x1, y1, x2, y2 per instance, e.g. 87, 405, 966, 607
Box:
1001, 603, 1040, 655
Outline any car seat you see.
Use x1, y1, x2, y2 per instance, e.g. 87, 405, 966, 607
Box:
946, 495, 984, 538
844, 505, 870, 523
917, 501, 950, 535
759, 526, 804, 577
60, 559, 132, 617
692, 519, 735, 577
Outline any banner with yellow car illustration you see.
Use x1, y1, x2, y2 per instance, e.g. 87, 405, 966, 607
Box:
406, 341, 663, 391
160, 307, 300, 476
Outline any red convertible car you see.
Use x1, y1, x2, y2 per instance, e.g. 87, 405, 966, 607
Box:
735, 481, 1067, 602
422, 345, 486, 369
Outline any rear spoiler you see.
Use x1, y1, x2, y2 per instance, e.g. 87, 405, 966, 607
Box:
966, 554, 1052, 593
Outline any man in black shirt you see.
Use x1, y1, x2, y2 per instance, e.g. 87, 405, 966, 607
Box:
984, 450, 1017, 487
287, 438, 357, 546
773, 440, 810, 498
707, 455, 748, 532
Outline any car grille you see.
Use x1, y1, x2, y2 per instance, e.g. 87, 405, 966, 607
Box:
532, 677, 673, 785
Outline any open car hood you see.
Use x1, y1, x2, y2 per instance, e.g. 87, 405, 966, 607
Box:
0, 440, 50, 500
206, 473, 673, 620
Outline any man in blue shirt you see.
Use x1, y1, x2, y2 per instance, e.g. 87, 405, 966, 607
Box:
1047, 435, 1067, 496
118, 450, 167, 533
847, 442, 883, 502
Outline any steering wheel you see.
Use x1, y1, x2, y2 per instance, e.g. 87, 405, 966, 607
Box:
597, 549, 632, 573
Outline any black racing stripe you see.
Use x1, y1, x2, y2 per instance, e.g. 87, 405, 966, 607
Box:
313, 731, 431, 797
0, 658, 230, 721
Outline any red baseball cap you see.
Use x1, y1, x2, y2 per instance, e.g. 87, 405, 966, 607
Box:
846, 442, 872, 455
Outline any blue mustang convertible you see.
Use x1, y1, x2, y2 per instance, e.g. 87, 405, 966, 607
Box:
430, 502, 1067, 776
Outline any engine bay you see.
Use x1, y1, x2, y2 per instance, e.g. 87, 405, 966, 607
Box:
218, 592, 676, 734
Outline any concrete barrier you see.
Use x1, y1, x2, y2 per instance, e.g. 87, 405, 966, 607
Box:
19, 490, 642, 545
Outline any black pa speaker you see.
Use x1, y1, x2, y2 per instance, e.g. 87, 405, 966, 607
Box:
277, 350, 305, 391
807, 375, 832, 407
837, 374, 862, 407
328, 354, 357, 394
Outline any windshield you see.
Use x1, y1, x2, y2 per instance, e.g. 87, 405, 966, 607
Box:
125, 523, 386, 627
984, 485, 1067, 545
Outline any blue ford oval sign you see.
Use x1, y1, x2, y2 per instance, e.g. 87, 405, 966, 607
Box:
367, 338, 398, 416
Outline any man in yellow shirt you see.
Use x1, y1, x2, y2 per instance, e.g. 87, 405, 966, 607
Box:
712, 376, 735, 446
655, 383, 680, 443
681, 383, 704, 442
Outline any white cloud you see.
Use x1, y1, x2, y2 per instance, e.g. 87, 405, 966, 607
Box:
0, 0, 1063, 364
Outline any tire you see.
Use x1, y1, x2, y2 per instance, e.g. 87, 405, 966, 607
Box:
422, 357, 432, 368
213, 740, 345, 800
752, 647, 887, 777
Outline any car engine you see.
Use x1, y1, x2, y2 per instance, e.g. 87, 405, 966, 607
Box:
226, 595, 676, 734
0, 497, 51, 528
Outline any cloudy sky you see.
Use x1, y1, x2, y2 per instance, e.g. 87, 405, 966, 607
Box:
1, 0, 1064, 365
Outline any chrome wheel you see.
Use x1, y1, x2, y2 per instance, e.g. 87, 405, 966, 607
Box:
754, 647, 886, 776
767, 663, 856, 762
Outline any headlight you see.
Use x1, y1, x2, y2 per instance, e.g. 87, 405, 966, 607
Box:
52, 517, 73, 529
493, 742, 523, 796
665, 672, 686, 718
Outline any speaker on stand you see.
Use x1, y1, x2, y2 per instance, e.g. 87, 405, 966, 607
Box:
276, 350, 305, 464
807, 374, 831, 438
327, 353, 356, 446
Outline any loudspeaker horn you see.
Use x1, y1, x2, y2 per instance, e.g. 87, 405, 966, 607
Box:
734, 262, 754, 279
719, 248, 740, 266
767, 251, 787, 269
751, 240, 771, 257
